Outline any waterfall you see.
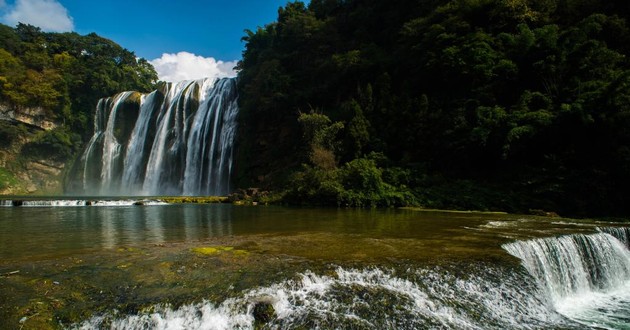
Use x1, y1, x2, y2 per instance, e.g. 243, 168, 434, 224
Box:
503, 230, 630, 328
598, 227, 630, 248
77, 77, 238, 196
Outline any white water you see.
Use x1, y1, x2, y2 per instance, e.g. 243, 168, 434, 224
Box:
70, 229, 630, 330
100, 92, 135, 194
0, 199, 168, 207
503, 230, 630, 329
598, 227, 630, 248
73, 266, 571, 330
78, 77, 238, 196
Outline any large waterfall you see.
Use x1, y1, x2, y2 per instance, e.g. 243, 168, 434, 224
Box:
77, 77, 238, 196
503, 231, 630, 329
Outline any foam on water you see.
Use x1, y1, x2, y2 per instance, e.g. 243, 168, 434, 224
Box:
72, 266, 571, 330
503, 229, 630, 329
1, 199, 168, 207
68, 229, 630, 329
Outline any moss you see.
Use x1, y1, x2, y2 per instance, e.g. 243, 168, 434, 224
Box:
0, 167, 19, 190
191, 246, 234, 255
233, 250, 250, 256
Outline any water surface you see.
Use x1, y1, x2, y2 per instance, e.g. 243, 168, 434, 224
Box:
0, 203, 628, 329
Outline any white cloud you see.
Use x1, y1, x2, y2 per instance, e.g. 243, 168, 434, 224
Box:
149, 52, 238, 83
1, 0, 73, 32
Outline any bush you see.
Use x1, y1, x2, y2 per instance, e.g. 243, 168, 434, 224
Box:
284, 157, 416, 207
22, 128, 81, 161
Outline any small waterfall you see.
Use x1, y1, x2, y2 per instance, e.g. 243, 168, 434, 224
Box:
72, 266, 571, 329
503, 231, 630, 328
77, 77, 238, 196
598, 227, 630, 248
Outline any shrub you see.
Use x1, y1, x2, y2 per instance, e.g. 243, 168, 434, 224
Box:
284, 157, 416, 208
22, 128, 81, 161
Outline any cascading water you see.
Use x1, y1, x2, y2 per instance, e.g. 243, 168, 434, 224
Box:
76, 77, 238, 196
62, 226, 630, 329
503, 230, 630, 329
598, 227, 630, 248
73, 265, 571, 330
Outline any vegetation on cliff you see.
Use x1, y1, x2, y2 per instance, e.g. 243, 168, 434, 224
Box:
236, 0, 630, 217
0, 23, 157, 193
0, 23, 157, 135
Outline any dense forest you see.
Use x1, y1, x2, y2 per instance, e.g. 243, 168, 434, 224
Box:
0, 23, 157, 161
236, 0, 630, 217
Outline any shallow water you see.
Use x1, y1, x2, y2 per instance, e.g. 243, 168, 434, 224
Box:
0, 203, 628, 329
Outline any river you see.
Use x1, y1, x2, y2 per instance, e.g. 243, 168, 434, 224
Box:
0, 201, 629, 329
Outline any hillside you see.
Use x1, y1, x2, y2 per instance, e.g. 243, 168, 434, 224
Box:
0, 23, 157, 193
235, 0, 630, 217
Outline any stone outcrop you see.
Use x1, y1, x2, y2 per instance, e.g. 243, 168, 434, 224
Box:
0, 104, 64, 195
0, 103, 58, 131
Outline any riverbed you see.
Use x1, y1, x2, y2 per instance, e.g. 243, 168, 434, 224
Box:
1, 202, 628, 329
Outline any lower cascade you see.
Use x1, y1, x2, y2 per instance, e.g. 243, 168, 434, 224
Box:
503, 230, 630, 329
62, 227, 629, 329
75, 77, 238, 196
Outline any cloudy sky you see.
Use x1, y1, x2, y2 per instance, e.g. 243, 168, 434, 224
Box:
0, 0, 292, 82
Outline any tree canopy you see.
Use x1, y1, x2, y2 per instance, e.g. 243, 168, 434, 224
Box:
0, 23, 157, 136
237, 0, 630, 217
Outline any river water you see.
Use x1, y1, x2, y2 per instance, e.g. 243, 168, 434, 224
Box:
0, 201, 629, 329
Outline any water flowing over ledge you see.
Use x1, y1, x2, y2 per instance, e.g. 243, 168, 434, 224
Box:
74, 77, 238, 196
71, 266, 567, 330
503, 230, 630, 329
70, 228, 630, 330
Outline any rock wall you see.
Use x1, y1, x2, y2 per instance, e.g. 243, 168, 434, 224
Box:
0, 104, 64, 195
0, 103, 58, 131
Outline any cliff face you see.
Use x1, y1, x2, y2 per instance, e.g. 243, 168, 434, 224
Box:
0, 103, 65, 195
0, 103, 58, 131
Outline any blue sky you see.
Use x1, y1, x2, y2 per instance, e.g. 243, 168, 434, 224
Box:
0, 0, 295, 81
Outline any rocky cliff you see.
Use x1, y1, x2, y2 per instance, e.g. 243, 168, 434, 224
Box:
0, 103, 66, 195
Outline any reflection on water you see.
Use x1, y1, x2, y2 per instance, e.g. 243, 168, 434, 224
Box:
0, 204, 235, 260
1, 204, 630, 329
0, 204, 617, 262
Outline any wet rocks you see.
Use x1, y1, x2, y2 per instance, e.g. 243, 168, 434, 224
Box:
252, 301, 276, 326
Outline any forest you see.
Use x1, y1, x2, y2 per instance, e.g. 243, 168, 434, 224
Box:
235, 0, 630, 217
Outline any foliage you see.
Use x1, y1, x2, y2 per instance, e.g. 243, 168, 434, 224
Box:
0, 23, 158, 193
238, 0, 630, 216
22, 127, 82, 162
0, 167, 19, 190
285, 144, 416, 207
0, 23, 158, 137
